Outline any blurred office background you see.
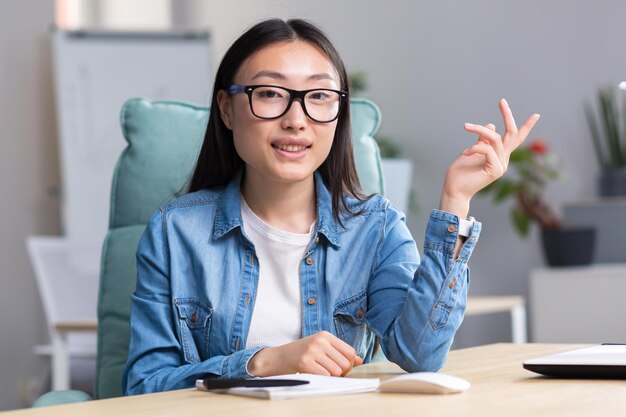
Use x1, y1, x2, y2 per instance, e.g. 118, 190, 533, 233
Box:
1, 0, 625, 410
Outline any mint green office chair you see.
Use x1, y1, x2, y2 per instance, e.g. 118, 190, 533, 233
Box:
33, 97, 383, 406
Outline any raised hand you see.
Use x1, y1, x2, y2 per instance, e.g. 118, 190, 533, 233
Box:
247, 331, 363, 377
439, 99, 541, 218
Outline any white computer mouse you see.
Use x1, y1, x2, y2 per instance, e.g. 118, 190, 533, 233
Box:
379, 372, 471, 395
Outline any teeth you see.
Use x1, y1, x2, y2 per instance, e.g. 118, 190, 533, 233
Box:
276, 144, 307, 152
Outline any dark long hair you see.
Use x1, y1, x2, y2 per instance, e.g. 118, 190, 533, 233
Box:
188, 18, 366, 222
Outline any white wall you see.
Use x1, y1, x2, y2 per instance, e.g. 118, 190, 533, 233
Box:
98, 0, 171, 30
57, 0, 171, 30
0, 0, 173, 410
0, 0, 59, 411
183, 1, 626, 345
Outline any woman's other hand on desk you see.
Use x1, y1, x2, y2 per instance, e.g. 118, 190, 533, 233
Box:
439, 98, 540, 218
247, 331, 363, 377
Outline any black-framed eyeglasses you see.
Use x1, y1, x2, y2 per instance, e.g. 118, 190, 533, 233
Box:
228, 84, 348, 123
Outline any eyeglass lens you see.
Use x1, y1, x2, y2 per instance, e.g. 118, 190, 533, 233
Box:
250, 86, 341, 122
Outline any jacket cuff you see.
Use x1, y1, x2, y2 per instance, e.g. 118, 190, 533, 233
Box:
221, 347, 265, 378
424, 209, 482, 262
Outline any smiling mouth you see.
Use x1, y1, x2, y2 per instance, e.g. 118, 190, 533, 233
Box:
272, 144, 311, 152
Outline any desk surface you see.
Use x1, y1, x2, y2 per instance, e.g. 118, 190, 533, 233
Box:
7, 343, 626, 417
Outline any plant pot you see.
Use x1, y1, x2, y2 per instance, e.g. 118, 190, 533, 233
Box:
598, 167, 626, 197
540, 227, 596, 267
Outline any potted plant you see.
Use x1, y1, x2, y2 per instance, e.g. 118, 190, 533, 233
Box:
584, 86, 626, 196
479, 139, 595, 266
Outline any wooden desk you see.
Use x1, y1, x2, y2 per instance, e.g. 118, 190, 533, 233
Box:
6, 343, 626, 416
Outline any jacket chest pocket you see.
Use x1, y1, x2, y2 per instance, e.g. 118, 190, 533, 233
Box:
174, 298, 213, 364
333, 291, 374, 360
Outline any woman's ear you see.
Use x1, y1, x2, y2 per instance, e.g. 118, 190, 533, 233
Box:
216, 90, 233, 130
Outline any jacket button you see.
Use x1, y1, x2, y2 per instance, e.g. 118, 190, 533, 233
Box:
306, 257, 314, 265
315, 236, 320, 244
449, 278, 456, 289
447, 224, 457, 233
190, 312, 197, 323
307, 297, 316, 305
357, 309, 364, 319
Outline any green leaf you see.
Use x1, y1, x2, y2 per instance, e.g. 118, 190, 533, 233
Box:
509, 148, 532, 163
494, 180, 517, 203
348, 70, 368, 96
584, 100, 607, 167
511, 207, 531, 237
622, 94, 626, 166
599, 88, 624, 166
374, 135, 402, 158
477, 178, 500, 195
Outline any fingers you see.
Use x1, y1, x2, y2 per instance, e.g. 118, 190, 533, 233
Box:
315, 349, 363, 376
499, 98, 518, 135
328, 333, 361, 375
258, 332, 363, 377
464, 123, 505, 161
463, 142, 506, 178
467, 100, 540, 154
498, 99, 541, 151
314, 354, 344, 376
517, 113, 541, 145
464, 123, 502, 146
300, 331, 361, 377
308, 362, 334, 376
325, 347, 354, 376
329, 333, 359, 361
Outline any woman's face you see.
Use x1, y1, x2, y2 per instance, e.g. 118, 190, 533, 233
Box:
218, 40, 341, 186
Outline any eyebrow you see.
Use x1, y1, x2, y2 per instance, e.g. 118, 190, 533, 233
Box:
251, 70, 335, 82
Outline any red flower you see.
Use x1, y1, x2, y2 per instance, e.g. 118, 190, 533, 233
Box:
529, 139, 548, 155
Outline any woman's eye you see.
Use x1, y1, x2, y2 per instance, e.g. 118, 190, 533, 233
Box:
309, 92, 330, 101
256, 89, 283, 99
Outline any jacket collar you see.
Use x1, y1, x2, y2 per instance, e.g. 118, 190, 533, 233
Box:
313, 171, 341, 247
212, 170, 341, 248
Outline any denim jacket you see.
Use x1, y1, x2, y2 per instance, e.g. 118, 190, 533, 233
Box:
122, 171, 481, 395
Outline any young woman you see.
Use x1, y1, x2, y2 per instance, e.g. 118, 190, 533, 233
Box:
122, 18, 539, 395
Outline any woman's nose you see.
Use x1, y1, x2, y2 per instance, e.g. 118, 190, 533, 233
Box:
280, 99, 308, 130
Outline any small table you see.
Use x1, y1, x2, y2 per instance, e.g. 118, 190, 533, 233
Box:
43, 320, 98, 392
26, 236, 100, 391
466, 295, 527, 343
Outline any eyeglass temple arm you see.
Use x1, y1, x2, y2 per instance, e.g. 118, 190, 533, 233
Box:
228, 85, 246, 94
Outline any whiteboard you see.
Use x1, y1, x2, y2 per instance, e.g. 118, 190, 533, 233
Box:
52, 30, 212, 244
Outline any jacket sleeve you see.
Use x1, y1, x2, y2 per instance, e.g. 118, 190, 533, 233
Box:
366, 206, 481, 372
122, 209, 263, 395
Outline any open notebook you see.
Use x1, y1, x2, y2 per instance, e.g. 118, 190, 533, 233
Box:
196, 371, 471, 399
196, 373, 380, 400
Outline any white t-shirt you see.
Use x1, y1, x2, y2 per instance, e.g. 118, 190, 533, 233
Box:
241, 197, 315, 349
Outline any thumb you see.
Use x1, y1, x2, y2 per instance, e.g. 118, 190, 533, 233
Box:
354, 355, 364, 366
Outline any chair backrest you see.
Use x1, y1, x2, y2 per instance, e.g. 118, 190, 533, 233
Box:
95, 97, 383, 398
